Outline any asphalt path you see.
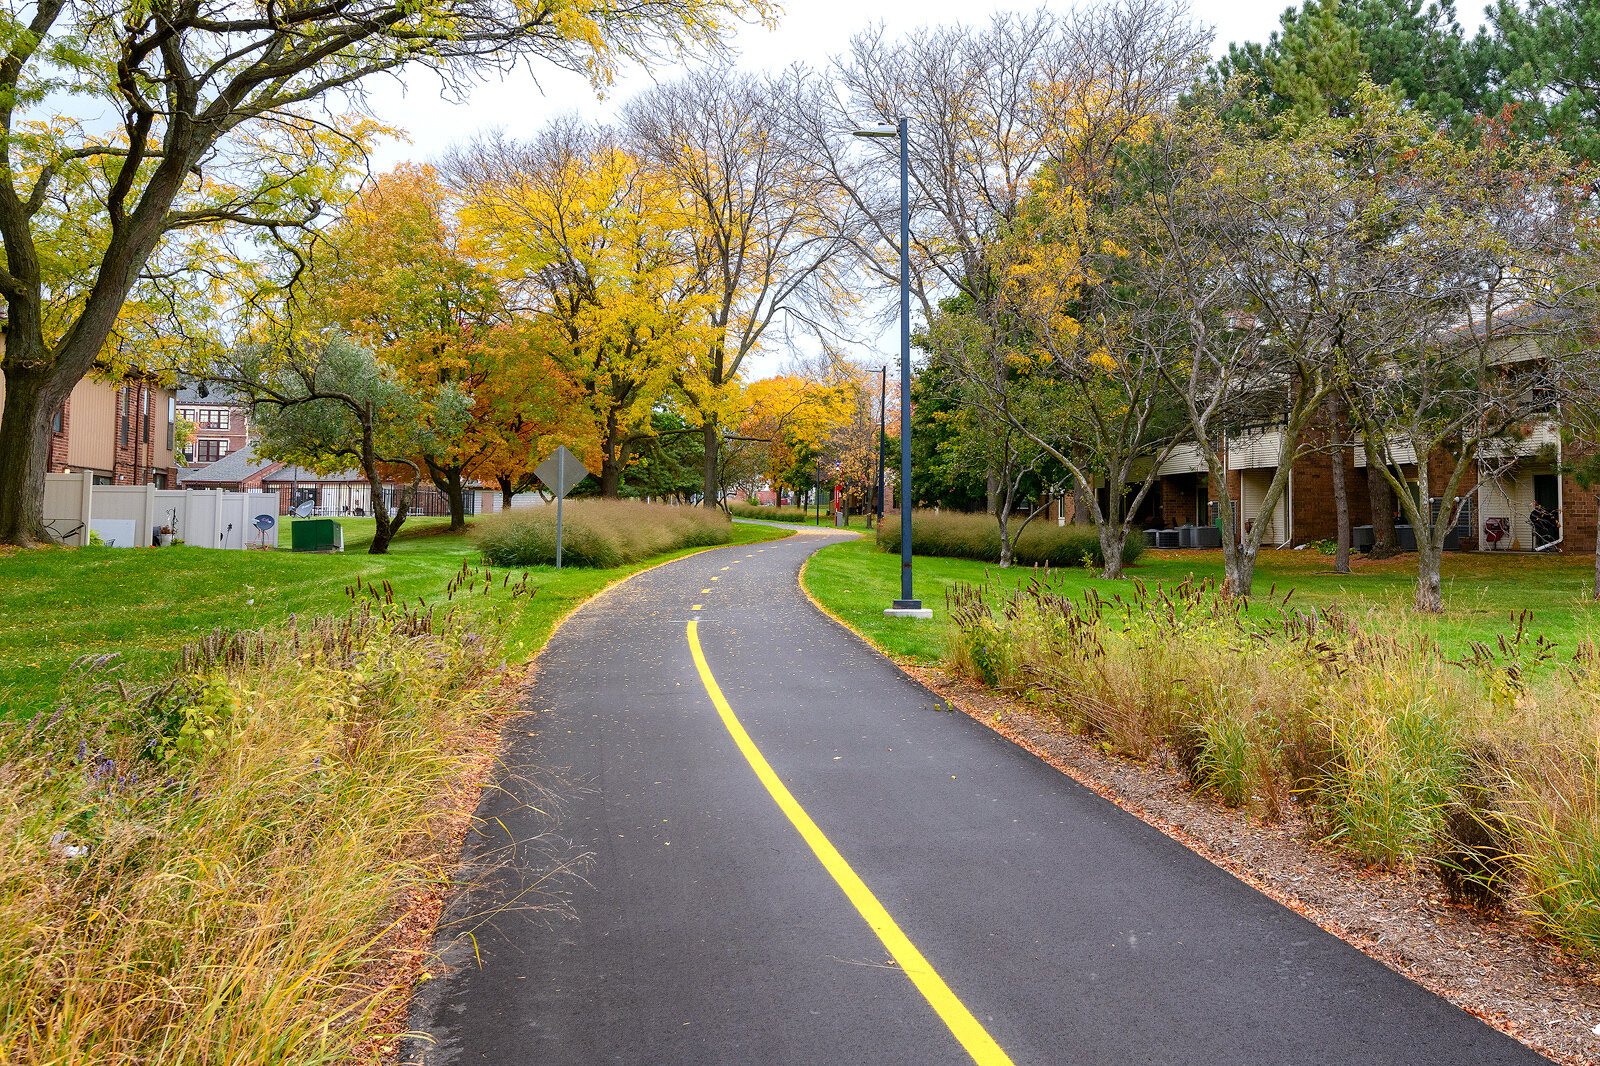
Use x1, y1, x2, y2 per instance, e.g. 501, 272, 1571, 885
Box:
406, 529, 1548, 1066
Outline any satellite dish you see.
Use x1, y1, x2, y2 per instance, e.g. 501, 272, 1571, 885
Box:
253, 514, 275, 531
293, 500, 314, 518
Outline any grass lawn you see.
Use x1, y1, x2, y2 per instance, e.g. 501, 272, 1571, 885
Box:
1, 517, 788, 716
803, 536, 1600, 665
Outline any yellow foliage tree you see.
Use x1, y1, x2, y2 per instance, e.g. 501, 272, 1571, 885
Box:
454, 123, 709, 496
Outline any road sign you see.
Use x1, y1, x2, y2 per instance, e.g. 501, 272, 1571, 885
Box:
535, 445, 591, 499
534, 445, 593, 568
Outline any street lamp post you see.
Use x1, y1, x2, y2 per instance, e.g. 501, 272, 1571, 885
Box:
854, 117, 930, 619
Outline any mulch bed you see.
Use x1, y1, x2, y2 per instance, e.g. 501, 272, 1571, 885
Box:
901, 660, 1600, 1066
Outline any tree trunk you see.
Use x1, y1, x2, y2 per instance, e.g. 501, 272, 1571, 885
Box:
599, 409, 625, 497
361, 423, 406, 555
1213, 487, 1256, 596
1097, 523, 1127, 580
426, 458, 468, 531
1226, 544, 1259, 597
1329, 399, 1352, 574
1415, 539, 1444, 612
1368, 468, 1397, 558
702, 419, 719, 509
0, 363, 64, 546
499, 475, 515, 510
599, 459, 623, 498
997, 511, 1014, 568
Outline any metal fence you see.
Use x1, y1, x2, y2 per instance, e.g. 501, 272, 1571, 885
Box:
379, 485, 479, 518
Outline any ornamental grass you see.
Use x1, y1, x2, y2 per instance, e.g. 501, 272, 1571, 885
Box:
474, 499, 730, 569
0, 582, 511, 1064
946, 575, 1600, 957
876, 509, 1145, 569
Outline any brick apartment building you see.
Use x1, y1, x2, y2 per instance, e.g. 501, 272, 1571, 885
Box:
0, 373, 179, 488
175, 382, 252, 466
1127, 316, 1598, 556
1146, 417, 1595, 556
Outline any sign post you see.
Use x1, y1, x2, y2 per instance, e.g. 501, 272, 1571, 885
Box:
534, 445, 593, 569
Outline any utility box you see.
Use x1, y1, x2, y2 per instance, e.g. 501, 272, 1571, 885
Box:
290, 518, 343, 553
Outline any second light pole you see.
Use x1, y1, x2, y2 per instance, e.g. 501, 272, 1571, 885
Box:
853, 116, 929, 619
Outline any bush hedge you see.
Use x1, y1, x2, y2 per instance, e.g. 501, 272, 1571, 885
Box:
727, 502, 819, 524
875, 509, 1144, 568
475, 499, 731, 568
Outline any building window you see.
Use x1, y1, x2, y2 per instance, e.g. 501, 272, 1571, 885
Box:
193, 438, 227, 464
151, 472, 167, 489
195, 407, 230, 430
51, 406, 64, 435
120, 389, 130, 447
167, 397, 176, 451
142, 389, 150, 444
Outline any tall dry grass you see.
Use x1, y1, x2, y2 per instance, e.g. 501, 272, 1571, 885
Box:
475, 499, 731, 568
0, 578, 512, 1064
947, 577, 1600, 956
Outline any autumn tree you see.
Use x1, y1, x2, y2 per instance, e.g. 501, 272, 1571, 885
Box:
0, 0, 758, 546
924, 0, 1207, 578
733, 370, 856, 505
453, 122, 705, 496
626, 65, 852, 509
919, 300, 1063, 566
314, 164, 503, 529
1330, 102, 1591, 611
471, 322, 594, 508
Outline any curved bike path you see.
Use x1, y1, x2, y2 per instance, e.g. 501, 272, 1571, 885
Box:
406, 530, 1547, 1065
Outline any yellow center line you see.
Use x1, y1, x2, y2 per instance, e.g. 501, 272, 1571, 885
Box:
691, 604, 703, 611
686, 621, 1013, 1066
701, 588, 712, 594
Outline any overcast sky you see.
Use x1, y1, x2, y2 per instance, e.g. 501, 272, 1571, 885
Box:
361, 0, 1331, 170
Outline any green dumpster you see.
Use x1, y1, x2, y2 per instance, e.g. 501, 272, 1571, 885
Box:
290, 518, 343, 553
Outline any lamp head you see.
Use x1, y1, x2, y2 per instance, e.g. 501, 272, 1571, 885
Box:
851, 123, 899, 139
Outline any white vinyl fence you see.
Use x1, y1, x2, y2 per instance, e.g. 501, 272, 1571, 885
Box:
44, 471, 279, 550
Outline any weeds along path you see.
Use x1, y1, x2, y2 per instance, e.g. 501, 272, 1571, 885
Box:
406, 532, 1550, 1066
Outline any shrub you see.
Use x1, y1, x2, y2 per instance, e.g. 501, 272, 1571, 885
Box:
877, 510, 1143, 568
0, 594, 510, 1063
474, 499, 731, 568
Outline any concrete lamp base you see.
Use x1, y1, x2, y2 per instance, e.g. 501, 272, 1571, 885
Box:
885, 601, 933, 620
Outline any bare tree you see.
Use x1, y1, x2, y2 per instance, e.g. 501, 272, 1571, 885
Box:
624, 65, 853, 508
910, 0, 1208, 577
